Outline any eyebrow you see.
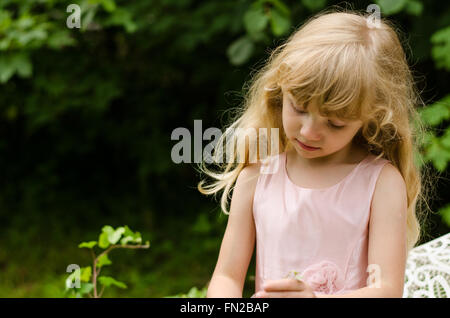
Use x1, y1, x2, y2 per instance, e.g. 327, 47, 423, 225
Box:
289, 96, 308, 110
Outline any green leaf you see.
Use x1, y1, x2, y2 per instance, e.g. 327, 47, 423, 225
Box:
102, 225, 115, 235
405, 0, 423, 16
419, 96, 450, 126
418, 130, 433, 148
0, 11, 12, 31
98, 232, 110, 249
47, 30, 76, 49
269, 8, 291, 36
64, 282, 93, 297
424, 137, 450, 172
12, 53, 32, 78
119, 225, 142, 245
96, 253, 112, 268
120, 235, 133, 245
122, 225, 134, 237
133, 231, 142, 244
0, 56, 15, 83
98, 225, 115, 248
104, 8, 138, 33
98, 276, 127, 289
165, 286, 208, 298
438, 204, 450, 227
81, 6, 98, 31
17, 28, 47, 46
108, 226, 125, 244
376, 0, 408, 15
80, 266, 92, 282
0, 53, 31, 82
186, 286, 207, 297
227, 36, 254, 66
431, 26, 450, 71
244, 7, 269, 34
267, 0, 291, 16
78, 241, 97, 249
16, 14, 34, 29
301, 0, 327, 11
101, 0, 116, 12
441, 129, 450, 149
78, 282, 94, 295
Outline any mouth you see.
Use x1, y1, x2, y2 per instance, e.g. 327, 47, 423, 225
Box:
296, 139, 320, 151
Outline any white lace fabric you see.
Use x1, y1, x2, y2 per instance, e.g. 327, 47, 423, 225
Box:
403, 232, 450, 298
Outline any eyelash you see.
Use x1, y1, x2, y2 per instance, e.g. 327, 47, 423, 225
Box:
292, 107, 345, 129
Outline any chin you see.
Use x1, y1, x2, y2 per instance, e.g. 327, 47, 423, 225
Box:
298, 151, 322, 158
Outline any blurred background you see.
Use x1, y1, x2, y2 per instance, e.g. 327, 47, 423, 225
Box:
0, 0, 449, 297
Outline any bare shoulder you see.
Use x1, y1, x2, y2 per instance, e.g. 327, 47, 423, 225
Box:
376, 163, 406, 190
235, 162, 262, 189
371, 162, 407, 213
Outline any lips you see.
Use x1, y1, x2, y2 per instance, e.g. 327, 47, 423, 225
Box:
296, 139, 320, 150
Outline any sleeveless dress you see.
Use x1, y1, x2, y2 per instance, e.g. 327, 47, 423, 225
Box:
252, 151, 390, 296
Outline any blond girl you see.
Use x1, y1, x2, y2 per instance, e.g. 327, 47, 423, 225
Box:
198, 9, 433, 298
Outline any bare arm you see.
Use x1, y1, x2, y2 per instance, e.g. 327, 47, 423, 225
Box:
317, 163, 408, 298
206, 163, 260, 298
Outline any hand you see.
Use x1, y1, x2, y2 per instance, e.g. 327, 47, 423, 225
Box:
252, 278, 317, 298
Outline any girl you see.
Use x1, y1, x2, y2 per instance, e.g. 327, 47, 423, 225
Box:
197, 9, 433, 298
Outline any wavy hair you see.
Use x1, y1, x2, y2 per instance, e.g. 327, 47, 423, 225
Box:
197, 9, 436, 252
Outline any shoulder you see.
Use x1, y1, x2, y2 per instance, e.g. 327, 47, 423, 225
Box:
228, 163, 262, 216
376, 163, 406, 191
371, 163, 407, 216
236, 162, 262, 188
232, 163, 262, 203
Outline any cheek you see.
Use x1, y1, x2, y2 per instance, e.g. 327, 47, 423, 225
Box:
281, 107, 290, 131
330, 130, 355, 147
282, 107, 299, 132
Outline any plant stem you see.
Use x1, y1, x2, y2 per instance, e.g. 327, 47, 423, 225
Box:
99, 285, 106, 298
90, 249, 98, 298
91, 243, 150, 298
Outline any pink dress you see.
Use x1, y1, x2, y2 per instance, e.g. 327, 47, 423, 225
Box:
252, 151, 390, 296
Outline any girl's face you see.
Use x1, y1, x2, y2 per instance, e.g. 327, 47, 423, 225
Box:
281, 90, 363, 160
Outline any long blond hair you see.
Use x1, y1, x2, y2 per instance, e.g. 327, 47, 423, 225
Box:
197, 9, 436, 252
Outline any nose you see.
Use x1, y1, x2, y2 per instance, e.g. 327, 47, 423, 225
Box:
300, 117, 322, 141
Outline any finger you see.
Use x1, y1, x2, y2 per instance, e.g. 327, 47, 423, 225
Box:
263, 278, 306, 292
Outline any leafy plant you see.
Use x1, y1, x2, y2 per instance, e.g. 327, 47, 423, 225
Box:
417, 23, 450, 227
165, 286, 208, 298
227, 0, 292, 66
375, 0, 423, 16
65, 225, 150, 298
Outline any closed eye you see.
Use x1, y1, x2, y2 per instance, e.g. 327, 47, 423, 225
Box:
328, 121, 345, 129
291, 103, 345, 129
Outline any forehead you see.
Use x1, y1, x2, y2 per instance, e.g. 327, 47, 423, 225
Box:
286, 94, 333, 115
